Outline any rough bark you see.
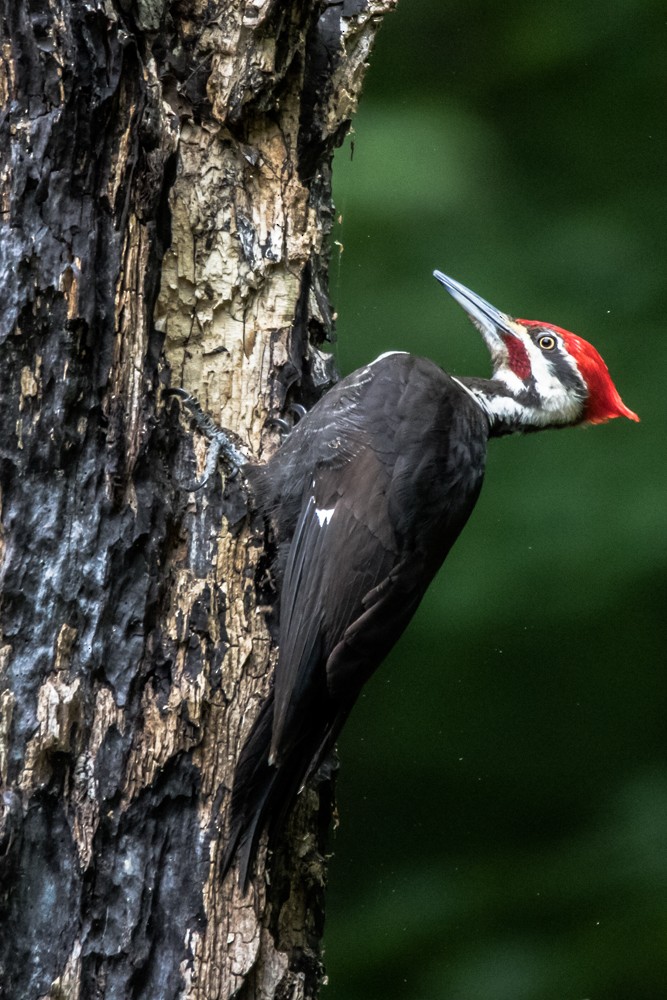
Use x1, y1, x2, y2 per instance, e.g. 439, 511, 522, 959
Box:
0, 1, 396, 998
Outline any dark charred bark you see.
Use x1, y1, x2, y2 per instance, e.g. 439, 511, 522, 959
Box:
0, 1, 396, 998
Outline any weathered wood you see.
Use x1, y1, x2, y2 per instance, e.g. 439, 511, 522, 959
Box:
0, 0, 396, 997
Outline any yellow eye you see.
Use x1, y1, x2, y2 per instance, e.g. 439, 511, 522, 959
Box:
538, 334, 557, 351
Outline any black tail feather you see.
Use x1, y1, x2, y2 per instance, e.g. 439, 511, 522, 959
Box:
220, 689, 345, 891
220, 691, 311, 891
220, 693, 276, 890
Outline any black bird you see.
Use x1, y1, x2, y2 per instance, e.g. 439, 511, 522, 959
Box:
220, 272, 638, 888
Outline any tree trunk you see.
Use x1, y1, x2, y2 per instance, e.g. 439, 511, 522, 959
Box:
0, 1, 395, 997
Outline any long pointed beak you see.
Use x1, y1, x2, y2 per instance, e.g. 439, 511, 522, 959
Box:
433, 270, 514, 365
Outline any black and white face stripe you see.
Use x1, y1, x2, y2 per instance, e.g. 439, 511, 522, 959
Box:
520, 325, 588, 419
464, 324, 588, 431
523, 325, 587, 396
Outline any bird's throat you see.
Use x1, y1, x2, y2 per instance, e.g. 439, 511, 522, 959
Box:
456, 376, 580, 436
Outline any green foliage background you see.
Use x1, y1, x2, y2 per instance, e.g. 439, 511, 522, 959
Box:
325, 2, 666, 997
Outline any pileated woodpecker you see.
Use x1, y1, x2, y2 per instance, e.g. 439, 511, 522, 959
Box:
220, 272, 638, 888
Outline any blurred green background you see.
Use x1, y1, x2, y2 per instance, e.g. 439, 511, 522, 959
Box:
325, 2, 666, 998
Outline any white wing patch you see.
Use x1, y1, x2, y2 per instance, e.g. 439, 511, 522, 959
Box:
316, 507, 335, 526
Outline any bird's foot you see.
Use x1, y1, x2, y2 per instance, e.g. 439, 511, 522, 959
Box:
165, 387, 250, 491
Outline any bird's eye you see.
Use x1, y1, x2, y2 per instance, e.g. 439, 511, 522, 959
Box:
538, 334, 557, 351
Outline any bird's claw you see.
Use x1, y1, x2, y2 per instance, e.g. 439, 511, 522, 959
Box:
288, 403, 307, 422
265, 402, 308, 436
266, 416, 292, 434
165, 387, 249, 491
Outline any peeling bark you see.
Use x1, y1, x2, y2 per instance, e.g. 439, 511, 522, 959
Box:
0, 1, 396, 998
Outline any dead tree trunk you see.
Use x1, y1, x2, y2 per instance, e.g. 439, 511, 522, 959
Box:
0, 1, 395, 997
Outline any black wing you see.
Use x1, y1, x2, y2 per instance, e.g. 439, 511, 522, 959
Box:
271, 354, 489, 765
270, 443, 400, 763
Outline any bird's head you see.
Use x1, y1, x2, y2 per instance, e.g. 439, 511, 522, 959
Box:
434, 271, 639, 431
